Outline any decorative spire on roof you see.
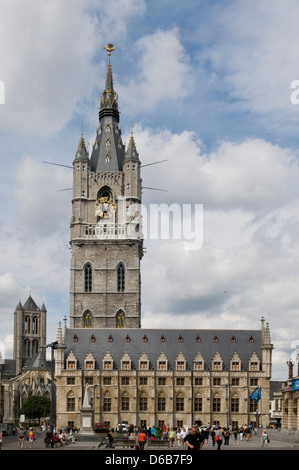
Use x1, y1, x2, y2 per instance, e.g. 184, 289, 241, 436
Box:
125, 122, 139, 161
74, 122, 89, 162
99, 44, 119, 121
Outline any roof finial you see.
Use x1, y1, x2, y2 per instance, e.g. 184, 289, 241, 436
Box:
104, 43, 117, 63
130, 121, 135, 136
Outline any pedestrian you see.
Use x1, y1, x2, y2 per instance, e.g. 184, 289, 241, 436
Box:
224, 428, 231, 445
261, 430, 268, 447
137, 429, 147, 450
176, 428, 182, 447
214, 426, 224, 450
0, 432, 2, 450
204, 429, 209, 446
239, 426, 244, 441
168, 428, 176, 447
184, 427, 203, 451
28, 427, 36, 449
210, 427, 216, 446
17, 426, 26, 449
233, 428, 239, 445
180, 427, 188, 447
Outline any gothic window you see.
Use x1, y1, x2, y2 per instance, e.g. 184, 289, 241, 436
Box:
104, 395, 112, 412
32, 339, 39, 355
83, 310, 92, 328
84, 263, 92, 293
116, 311, 125, 328
117, 263, 125, 292
139, 393, 148, 411
176, 393, 184, 412
67, 392, 75, 412
24, 317, 30, 334
121, 393, 130, 411
194, 394, 203, 412
24, 339, 30, 357
158, 393, 166, 411
231, 394, 240, 412
32, 316, 38, 334
212, 394, 221, 412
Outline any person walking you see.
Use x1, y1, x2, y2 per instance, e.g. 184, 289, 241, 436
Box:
168, 428, 176, 447
261, 430, 269, 447
184, 427, 203, 451
210, 427, 216, 447
214, 426, 224, 450
28, 427, 36, 449
137, 429, 147, 450
17, 426, 26, 449
224, 428, 231, 445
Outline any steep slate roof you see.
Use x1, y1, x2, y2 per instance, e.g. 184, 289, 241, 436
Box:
25, 351, 51, 371
64, 328, 262, 371
22, 295, 40, 312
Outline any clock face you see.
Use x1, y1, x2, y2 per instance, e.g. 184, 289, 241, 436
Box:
95, 196, 116, 219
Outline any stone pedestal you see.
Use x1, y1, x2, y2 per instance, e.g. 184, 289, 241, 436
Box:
76, 407, 98, 442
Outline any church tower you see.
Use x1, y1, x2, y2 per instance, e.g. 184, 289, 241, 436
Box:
69, 45, 143, 329
13, 295, 47, 375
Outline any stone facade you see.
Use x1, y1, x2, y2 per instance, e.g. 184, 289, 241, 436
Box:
55, 323, 273, 430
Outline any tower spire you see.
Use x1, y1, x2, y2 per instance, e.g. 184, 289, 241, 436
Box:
99, 44, 119, 121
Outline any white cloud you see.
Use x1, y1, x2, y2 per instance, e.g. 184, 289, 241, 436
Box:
0, 0, 146, 136
14, 156, 72, 237
199, 0, 299, 128
118, 27, 194, 112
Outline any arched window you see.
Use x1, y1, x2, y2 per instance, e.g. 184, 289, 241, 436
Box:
83, 310, 92, 328
176, 392, 184, 412
139, 392, 148, 411
117, 263, 125, 292
84, 263, 92, 293
67, 391, 75, 412
116, 311, 125, 328
231, 394, 240, 412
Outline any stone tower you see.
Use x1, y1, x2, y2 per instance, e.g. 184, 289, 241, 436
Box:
69, 45, 143, 329
13, 295, 47, 375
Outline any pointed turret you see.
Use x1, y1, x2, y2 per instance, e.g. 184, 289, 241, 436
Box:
125, 128, 140, 162
73, 126, 89, 164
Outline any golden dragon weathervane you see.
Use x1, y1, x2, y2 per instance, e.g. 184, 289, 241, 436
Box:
104, 44, 116, 62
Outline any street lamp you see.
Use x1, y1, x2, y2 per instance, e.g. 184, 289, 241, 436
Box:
40, 341, 65, 445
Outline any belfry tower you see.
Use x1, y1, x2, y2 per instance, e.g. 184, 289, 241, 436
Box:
70, 45, 143, 329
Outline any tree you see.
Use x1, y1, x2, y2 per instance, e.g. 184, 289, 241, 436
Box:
20, 396, 50, 420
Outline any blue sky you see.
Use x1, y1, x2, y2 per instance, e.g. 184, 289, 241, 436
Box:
1, 0, 299, 380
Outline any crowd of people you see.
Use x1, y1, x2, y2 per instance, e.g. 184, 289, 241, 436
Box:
112, 423, 270, 451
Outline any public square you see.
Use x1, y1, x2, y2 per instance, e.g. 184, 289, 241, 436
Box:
1, 427, 299, 451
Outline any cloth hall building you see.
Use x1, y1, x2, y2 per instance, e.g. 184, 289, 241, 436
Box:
54, 46, 273, 431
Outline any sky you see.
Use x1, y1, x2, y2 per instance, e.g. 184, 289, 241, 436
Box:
1, 0, 299, 380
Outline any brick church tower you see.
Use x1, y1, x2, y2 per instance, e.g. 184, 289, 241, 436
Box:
69, 45, 143, 329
